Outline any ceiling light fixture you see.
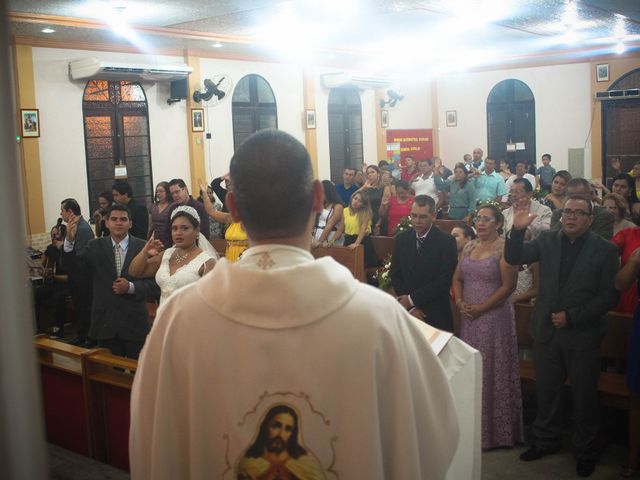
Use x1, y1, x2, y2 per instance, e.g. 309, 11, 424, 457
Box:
562, 0, 578, 27
212, 42, 223, 48
41, 28, 56, 34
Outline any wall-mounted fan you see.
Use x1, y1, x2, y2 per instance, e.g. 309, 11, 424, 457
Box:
193, 75, 233, 106
379, 89, 404, 109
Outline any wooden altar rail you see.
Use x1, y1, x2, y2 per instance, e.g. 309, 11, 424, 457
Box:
514, 303, 638, 460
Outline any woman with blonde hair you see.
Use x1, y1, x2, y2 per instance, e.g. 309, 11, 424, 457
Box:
335, 191, 377, 267
603, 193, 635, 235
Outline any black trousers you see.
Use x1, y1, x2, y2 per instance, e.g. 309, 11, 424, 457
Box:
532, 337, 601, 459
344, 234, 378, 268
33, 282, 69, 332
99, 335, 144, 360
70, 278, 93, 339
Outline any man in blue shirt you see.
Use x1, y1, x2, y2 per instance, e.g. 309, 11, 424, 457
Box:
335, 167, 358, 205
473, 158, 507, 203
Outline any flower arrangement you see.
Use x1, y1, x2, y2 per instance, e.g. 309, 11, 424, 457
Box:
475, 199, 503, 210
374, 254, 393, 292
532, 188, 549, 201
393, 215, 412, 236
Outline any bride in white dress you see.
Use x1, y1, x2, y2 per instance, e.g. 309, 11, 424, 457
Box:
129, 206, 217, 304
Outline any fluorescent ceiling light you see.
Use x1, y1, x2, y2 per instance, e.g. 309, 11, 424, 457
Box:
212, 42, 223, 48
41, 28, 56, 33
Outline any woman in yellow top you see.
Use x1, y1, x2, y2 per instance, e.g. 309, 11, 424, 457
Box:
335, 191, 377, 268
198, 178, 248, 262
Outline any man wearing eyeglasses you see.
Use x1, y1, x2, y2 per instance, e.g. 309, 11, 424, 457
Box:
505, 194, 619, 478
550, 177, 614, 240
502, 178, 552, 239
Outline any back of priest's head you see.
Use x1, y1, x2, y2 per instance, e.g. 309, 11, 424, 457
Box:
229, 129, 314, 240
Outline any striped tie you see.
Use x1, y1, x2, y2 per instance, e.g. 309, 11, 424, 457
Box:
114, 243, 122, 276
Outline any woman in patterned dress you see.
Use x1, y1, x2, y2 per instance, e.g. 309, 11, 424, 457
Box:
452, 204, 523, 449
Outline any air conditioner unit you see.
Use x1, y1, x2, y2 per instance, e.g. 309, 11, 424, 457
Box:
321, 72, 392, 89
595, 89, 640, 101
68, 57, 192, 82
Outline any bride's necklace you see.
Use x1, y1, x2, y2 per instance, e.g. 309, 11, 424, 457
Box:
173, 245, 196, 265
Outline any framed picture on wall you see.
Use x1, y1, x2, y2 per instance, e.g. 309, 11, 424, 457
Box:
596, 63, 609, 82
191, 108, 204, 132
305, 110, 316, 129
381, 109, 389, 128
20, 109, 40, 138
446, 110, 457, 127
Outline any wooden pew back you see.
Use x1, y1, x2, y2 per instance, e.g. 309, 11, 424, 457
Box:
434, 219, 468, 234
312, 244, 366, 282
371, 236, 395, 263
82, 352, 137, 472
35, 337, 106, 457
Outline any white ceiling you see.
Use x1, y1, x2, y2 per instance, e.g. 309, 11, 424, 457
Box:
7, 0, 640, 76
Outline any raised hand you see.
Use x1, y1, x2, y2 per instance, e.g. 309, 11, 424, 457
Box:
511, 203, 537, 231
143, 236, 164, 258
197, 178, 208, 196
66, 213, 79, 241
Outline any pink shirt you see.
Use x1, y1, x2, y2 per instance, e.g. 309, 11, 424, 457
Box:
387, 195, 415, 234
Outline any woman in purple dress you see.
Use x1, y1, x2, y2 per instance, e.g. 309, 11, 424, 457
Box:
452, 204, 522, 449
149, 181, 172, 248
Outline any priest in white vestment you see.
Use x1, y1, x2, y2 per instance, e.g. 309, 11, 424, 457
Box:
130, 129, 460, 480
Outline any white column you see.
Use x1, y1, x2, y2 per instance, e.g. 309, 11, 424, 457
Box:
0, 4, 49, 478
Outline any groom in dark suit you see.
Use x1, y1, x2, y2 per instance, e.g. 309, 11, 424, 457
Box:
63, 204, 159, 358
390, 195, 458, 331
505, 194, 619, 478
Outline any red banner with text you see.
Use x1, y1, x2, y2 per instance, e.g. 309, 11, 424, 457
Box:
386, 129, 433, 166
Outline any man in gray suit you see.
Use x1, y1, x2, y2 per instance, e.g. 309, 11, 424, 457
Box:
505, 194, 619, 477
60, 198, 94, 346
64, 204, 158, 358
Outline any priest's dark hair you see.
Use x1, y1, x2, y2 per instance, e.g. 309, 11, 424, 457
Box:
230, 129, 314, 240
244, 404, 307, 459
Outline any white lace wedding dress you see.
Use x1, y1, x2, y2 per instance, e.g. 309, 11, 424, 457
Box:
156, 247, 213, 304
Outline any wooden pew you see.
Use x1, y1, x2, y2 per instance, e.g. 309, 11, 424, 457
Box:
434, 219, 468, 234
210, 238, 367, 281
82, 351, 137, 472
371, 235, 395, 263
35, 336, 107, 457
312, 244, 366, 282
514, 303, 637, 457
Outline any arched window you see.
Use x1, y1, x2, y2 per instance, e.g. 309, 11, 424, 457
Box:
487, 79, 536, 171
82, 80, 153, 214
602, 68, 640, 184
232, 74, 277, 150
328, 88, 363, 183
